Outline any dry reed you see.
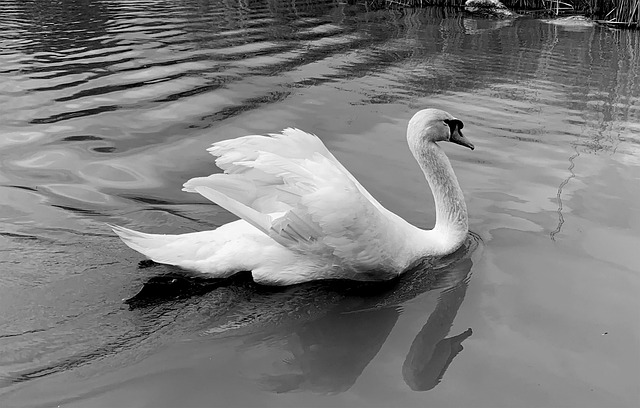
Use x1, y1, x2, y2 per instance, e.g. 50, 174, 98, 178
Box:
375, 0, 638, 27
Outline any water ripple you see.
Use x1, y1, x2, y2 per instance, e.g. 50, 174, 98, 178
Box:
1, 3, 639, 402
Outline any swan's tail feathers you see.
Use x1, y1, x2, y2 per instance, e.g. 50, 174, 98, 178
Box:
109, 224, 185, 265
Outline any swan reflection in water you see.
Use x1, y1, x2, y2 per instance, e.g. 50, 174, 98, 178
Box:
253, 258, 473, 394
402, 270, 472, 392
223, 234, 476, 394
127, 234, 478, 395
255, 269, 472, 394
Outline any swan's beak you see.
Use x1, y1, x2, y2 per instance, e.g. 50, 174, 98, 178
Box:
450, 128, 474, 150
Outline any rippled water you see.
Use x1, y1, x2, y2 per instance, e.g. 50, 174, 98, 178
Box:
1, 1, 639, 407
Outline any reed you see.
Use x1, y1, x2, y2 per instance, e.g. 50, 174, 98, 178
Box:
576, 0, 638, 24
371, 0, 552, 10
381, 0, 463, 6
504, 0, 546, 9
370, 0, 550, 8
611, 0, 639, 24
374, 0, 638, 26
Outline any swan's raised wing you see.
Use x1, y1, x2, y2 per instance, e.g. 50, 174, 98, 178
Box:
183, 129, 409, 274
185, 128, 386, 214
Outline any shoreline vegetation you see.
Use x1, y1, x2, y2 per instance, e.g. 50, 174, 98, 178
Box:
368, 0, 639, 28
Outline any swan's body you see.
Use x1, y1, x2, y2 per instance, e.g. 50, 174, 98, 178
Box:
112, 109, 474, 285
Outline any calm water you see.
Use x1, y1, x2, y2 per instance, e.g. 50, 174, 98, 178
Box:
1, 1, 639, 407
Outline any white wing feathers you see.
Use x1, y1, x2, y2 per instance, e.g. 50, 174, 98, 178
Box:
191, 185, 273, 233
183, 128, 406, 272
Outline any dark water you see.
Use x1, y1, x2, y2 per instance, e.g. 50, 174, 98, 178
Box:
1, 1, 639, 407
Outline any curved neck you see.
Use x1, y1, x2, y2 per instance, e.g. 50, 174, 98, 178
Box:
412, 141, 468, 247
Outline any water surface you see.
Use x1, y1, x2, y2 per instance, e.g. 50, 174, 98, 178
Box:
1, 1, 639, 407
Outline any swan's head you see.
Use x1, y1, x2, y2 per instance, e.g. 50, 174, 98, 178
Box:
407, 109, 474, 151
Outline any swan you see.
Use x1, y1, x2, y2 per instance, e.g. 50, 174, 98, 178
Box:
111, 109, 474, 285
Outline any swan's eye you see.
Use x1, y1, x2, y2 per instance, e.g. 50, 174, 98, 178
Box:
444, 119, 463, 131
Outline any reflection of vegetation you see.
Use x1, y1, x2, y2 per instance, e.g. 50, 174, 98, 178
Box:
550, 23, 639, 154
550, 149, 579, 241
5, 0, 111, 55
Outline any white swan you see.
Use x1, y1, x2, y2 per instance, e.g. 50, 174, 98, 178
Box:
112, 109, 474, 285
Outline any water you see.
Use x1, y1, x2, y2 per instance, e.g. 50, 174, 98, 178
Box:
1, 1, 639, 407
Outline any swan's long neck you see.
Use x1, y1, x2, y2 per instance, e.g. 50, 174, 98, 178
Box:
413, 140, 468, 249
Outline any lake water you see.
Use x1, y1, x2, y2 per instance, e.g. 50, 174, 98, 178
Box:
1, 1, 639, 407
